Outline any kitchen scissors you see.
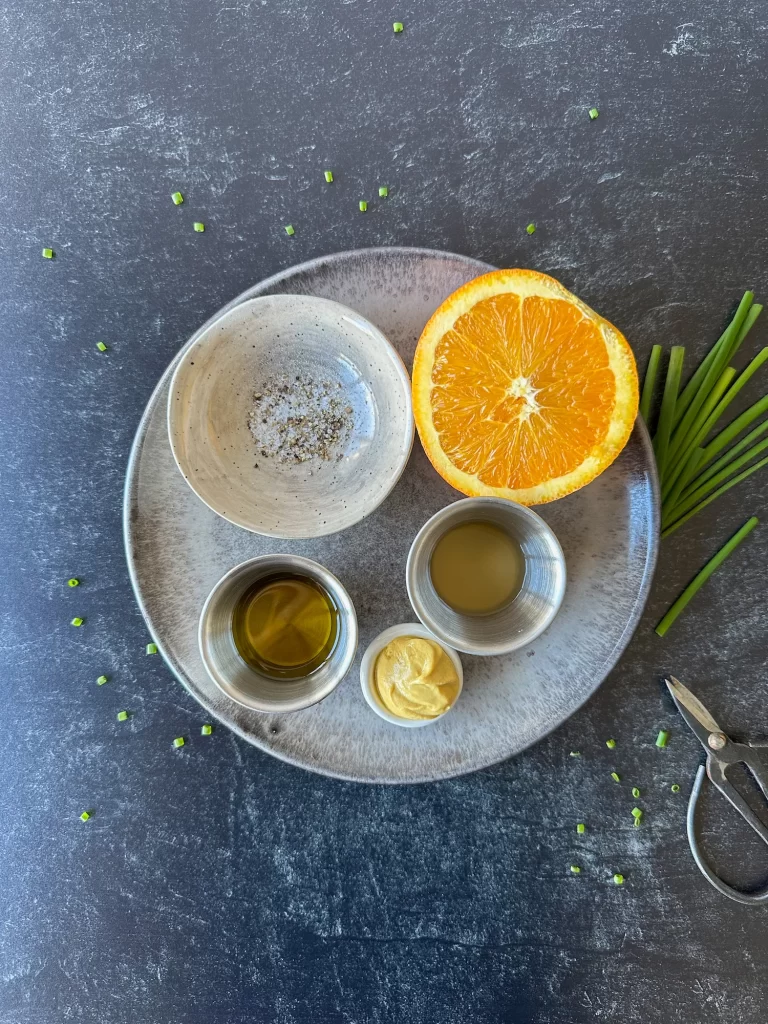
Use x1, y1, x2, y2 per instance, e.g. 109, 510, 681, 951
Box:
666, 676, 768, 906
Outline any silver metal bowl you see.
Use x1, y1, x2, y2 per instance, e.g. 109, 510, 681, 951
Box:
406, 498, 566, 656
198, 554, 358, 712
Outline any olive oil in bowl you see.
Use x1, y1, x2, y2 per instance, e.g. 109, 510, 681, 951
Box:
429, 520, 525, 615
232, 573, 340, 679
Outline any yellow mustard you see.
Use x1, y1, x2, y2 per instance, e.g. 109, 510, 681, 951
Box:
373, 636, 460, 720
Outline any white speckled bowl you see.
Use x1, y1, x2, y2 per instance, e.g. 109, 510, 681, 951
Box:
360, 623, 463, 729
167, 294, 414, 539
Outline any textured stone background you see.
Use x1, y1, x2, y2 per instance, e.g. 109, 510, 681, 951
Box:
2, 1, 768, 1021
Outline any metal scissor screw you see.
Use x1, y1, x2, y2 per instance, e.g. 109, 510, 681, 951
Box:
707, 732, 727, 750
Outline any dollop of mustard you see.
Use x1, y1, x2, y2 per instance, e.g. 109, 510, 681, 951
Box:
373, 636, 460, 720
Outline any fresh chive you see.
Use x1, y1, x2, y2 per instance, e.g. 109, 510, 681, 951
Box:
576, 823, 586, 834
662, 448, 707, 526
569, 751, 581, 758
526, 222, 536, 235
117, 710, 129, 722
71, 617, 84, 627
201, 724, 213, 735
146, 642, 158, 654
633, 816, 643, 828
653, 346, 685, 480
606, 738, 616, 749
193, 222, 205, 232
284, 224, 295, 236
570, 865, 581, 874
67, 578, 79, 587
42, 248, 54, 258
613, 873, 625, 885
96, 342, 108, 352
611, 771, 621, 782
631, 807, 643, 818
699, 393, 768, 469
673, 292, 754, 428
671, 436, 768, 523
632, 787, 640, 798
661, 460, 767, 538
79, 811, 91, 821
657, 517, 758, 632
359, 200, 368, 212
393, 21, 404, 32
663, 367, 737, 496
324, 170, 334, 183
173, 736, 185, 748
97, 675, 108, 686
172, 192, 184, 205
671, 784, 680, 793
686, 418, 768, 494
589, 107, 599, 120
378, 186, 389, 197
639, 345, 662, 426
655, 730, 669, 748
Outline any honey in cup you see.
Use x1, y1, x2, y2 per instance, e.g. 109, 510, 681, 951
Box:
232, 574, 340, 679
429, 520, 525, 615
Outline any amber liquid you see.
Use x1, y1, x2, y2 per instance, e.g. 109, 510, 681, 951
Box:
232, 574, 340, 679
429, 521, 525, 615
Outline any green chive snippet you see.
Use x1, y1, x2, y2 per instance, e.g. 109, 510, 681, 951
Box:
96, 342, 108, 352
67, 578, 79, 587
79, 811, 91, 822
284, 224, 295, 236
526, 222, 536, 235
589, 107, 599, 120
632, 787, 640, 798
193, 222, 205, 232
173, 736, 185, 748
611, 772, 621, 782
671, 784, 680, 793
201, 724, 213, 735
71, 617, 84, 627
393, 21, 404, 32
576, 823, 586, 834
613, 873, 625, 885
655, 730, 669, 748
606, 738, 616, 749
570, 865, 581, 874
631, 807, 643, 819
569, 751, 581, 758
146, 642, 158, 655
359, 200, 368, 212
42, 248, 54, 258
97, 675, 108, 686
379, 186, 389, 197
117, 710, 129, 722
172, 192, 184, 205
324, 170, 334, 183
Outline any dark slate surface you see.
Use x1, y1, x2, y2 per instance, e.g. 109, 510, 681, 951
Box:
2, 1, 767, 1021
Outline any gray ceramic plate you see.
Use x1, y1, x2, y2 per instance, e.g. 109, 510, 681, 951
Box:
124, 247, 660, 784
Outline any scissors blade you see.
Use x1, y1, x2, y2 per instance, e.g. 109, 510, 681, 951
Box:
665, 676, 726, 751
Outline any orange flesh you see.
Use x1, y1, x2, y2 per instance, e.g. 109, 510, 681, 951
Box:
429, 293, 617, 490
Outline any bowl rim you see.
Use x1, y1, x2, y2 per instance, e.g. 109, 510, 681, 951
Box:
198, 553, 359, 713
405, 497, 567, 656
167, 293, 415, 539
359, 622, 464, 728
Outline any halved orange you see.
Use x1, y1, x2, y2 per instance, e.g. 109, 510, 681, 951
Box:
412, 269, 638, 504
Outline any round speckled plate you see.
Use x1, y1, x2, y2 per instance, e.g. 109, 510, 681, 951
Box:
124, 247, 660, 784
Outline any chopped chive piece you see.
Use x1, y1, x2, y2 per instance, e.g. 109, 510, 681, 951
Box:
631, 806, 643, 818
79, 811, 91, 821
71, 617, 84, 627
193, 222, 205, 232
632, 787, 640, 798
576, 823, 586, 834
639, 345, 662, 427
173, 736, 185, 748
96, 342, 108, 352
613, 873, 624, 885
146, 642, 158, 654
526, 222, 536, 234
653, 346, 685, 481
117, 710, 129, 722
97, 675, 108, 686
172, 192, 184, 205
379, 186, 389, 197
359, 200, 368, 212
393, 21, 404, 32
671, 784, 680, 793
201, 724, 213, 735
570, 865, 581, 874
42, 248, 54, 258
657, 517, 759, 629
67, 578, 80, 587
611, 771, 621, 782
284, 224, 295, 236
324, 170, 334, 183
589, 107, 599, 119
655, 730, 669, 748
569, 751, 581, 758
606, 738, 616, 749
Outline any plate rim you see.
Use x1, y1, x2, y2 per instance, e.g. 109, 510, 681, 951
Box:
123, 245, 660, 784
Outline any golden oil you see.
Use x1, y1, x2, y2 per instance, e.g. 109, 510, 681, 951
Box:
232, 574, 339, 679
429, 520, 525, 615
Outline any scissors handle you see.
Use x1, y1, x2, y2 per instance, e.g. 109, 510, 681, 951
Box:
688, 765, 768, 906
707, 741, 768, 844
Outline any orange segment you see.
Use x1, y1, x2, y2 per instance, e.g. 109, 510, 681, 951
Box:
412, 269, 638, 504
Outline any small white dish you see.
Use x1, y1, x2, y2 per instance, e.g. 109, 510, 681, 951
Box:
360, 623, 463, 728
168, 294, 414, 539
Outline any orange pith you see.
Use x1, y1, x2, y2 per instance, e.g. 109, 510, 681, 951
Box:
412, 270, 638, 505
